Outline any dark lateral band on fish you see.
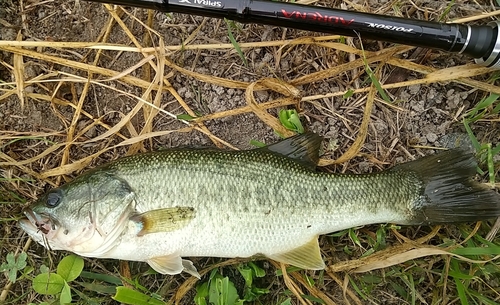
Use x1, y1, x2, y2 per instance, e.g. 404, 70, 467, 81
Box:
19, 132, 500, 278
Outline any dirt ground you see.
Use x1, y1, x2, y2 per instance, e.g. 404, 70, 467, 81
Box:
1, 0, 500, 304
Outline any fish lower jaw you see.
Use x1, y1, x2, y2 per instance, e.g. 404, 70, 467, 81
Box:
19, 218, 43, 243
19, 218, 64, 250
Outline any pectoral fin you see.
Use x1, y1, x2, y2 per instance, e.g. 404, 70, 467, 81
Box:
147, 255, 184, 275
147, 255, 200, 278
268, 237, 325, 270
131, 207, 195, 236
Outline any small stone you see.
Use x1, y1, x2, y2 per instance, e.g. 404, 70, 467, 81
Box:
426, 132, 438, 143
254, 90, 269, 102
85, 126, 97, 139
359, 161, 371, 173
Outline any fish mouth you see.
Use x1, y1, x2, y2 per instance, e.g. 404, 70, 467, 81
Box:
22, 208, 56, 235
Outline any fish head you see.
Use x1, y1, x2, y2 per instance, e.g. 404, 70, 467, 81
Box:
19, 171, 136, 257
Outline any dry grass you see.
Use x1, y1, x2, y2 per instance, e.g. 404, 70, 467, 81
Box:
1, 0, 500, 304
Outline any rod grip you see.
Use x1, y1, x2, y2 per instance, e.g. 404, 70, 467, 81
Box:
471, 21, 500, 68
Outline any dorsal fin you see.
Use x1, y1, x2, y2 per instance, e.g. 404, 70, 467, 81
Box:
261, 132, 322, 169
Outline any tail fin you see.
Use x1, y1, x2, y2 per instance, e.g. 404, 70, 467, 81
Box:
392, 149, 500, 224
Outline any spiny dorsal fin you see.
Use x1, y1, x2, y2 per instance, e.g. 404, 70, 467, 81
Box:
268, 237, 325, 270
262, 132, 322, 169
131, 207, 195, 236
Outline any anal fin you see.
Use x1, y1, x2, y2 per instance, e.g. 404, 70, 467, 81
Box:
268, 237, 325, 270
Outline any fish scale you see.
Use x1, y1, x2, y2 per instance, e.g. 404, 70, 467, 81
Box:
20, 132, 500, 277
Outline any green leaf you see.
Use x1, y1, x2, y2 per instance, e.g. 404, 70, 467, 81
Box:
493, 100, 500, 114
194, 282, 209, 305
76, 281, 117, 294
278, 109, 304, 133
113, 287, 165, 305
249, 139, 266, 148
462, 121, 481, 152
375, 225, 387, 250
348, 274, 368, 300
72, 287, 103, 305
79, 271, 122, 285
280, 299, 292, 305
177, 114, 197, 121
33, 273, 65, 295
302, 294, 326, 304
237, 265, 254, 287
194, 297, 207, 305
6, 252, 15, 265
467, 289, 499, 305
220, 277, 239, 305
208, 268, 220, 281
60, 282, 72, 305
236, 263, 268, 302
57, 255, 84, 282
275, 266, 302, 276
279, 109, 295, 130
343, 89, 354, 99
454, 276, 469, 305
208, 276, 221, 304
358, 42, 391, 103
8, 268, 17, 283
209, 277, 239, 305
248, 262, 265, 278
349, 228, 362, 248
304, 275, 315, 287
287, 112, 304, 134
448, 270, 477, 280
224, 19, 248, 67
1, 251, 29, 283
17, 252, 27, 269
452, 246, 500, 256
40, 265, 50, 274
492, 143, 500, 156
477, 93, 499, 109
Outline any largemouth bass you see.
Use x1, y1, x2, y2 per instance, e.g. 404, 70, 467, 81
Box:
19, 133, 500, 278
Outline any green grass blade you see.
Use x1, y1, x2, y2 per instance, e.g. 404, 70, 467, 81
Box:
113, 287, 164, 305
224, 19, 248, 67
462, 121, 481, 151
79, 271, 122, 285
452, 246, 500, 256
454, 277, 469, 305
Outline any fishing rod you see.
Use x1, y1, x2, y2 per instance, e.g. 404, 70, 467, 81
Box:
84, 0, 500, 68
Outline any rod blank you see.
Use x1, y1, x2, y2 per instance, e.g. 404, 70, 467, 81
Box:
85, 0, 500, 68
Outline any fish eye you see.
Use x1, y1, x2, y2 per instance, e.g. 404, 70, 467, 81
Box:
46, 190, 62, 208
